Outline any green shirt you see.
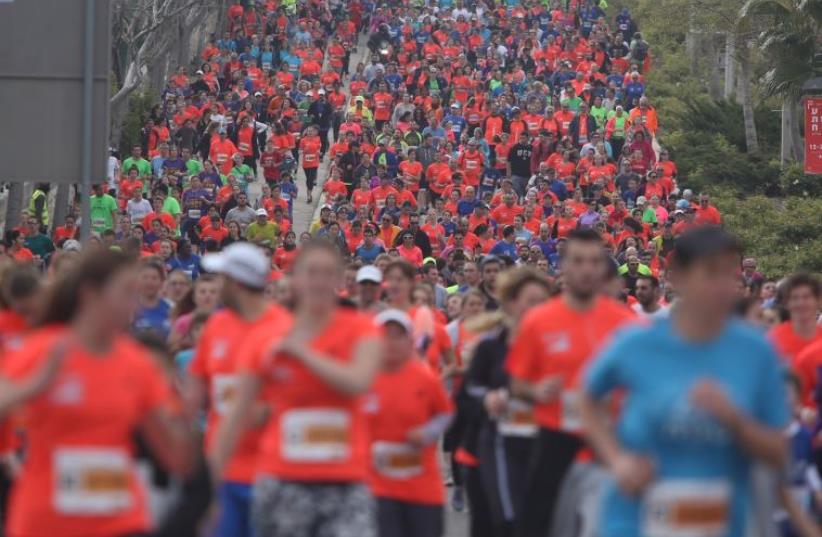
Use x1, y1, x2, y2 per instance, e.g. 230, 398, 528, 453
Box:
24, 234, 55, 258
230, 164, 254, 191
591, 105, 607, 128
245, 221, 279, 246
90, 194, 119, 232
641, 206, 658, 224
162, 197, 182, 235
561, 96, 582, 113
186, 159, 204, 176
122, 157, 152, 177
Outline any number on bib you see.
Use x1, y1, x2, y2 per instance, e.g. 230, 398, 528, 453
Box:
281, 408, 351, 462
372, 441, 423, 479
54, 448, 132, 515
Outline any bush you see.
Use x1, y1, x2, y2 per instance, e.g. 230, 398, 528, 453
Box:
712, 192, 822, 277
778, 164, 822, 198
118, 92, 156, 156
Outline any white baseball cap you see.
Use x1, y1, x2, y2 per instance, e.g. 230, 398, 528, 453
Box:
356, 265, 383, 284
255, 208, 269, 216
202, 243, 270, 289
374, 308, 412, 332
62, 239, 81, 252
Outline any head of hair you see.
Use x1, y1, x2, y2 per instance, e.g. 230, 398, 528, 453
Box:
636, 274, 660, 289
496, 266, 554, 304
781, 272, 820, 301
566, 227, 603, 245
37, 249, 134, 326
0, 264, 41, 308
670, 226, 741, 270
383, 259, 417, 281
293, 238, 343, 270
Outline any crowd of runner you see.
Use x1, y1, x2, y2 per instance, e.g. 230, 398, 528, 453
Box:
1, 0, 822, 536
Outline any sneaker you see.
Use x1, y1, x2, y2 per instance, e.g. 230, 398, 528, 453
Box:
451, 487, 465, 512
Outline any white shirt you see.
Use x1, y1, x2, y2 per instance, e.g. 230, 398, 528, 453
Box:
126, 198, 153, 225
107, 156, 120, 191
631, 302, 670, 319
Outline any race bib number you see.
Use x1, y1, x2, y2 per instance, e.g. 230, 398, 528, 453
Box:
54, 448, 132, 515
238, 143, 251, 152
560, 390, 581, 432
643, 480, 730, 537
212, 374, 239, 416
372, 441, 423, 479
451, 124, 460, 133
187, 209, 202, 219
262, 62, 272, 71
91, 218, 106, 229
465, 160, 478, 170
281, 408, 351, 462
498, 399, 538, 438
304, 154, 317, 163
217, 154, 228, 163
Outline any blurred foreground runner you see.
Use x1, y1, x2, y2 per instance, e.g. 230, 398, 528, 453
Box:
580, 227, 789, 537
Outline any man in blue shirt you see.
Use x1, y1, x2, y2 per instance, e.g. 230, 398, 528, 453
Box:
581, 227, 788, 537
489, 225, 519, 260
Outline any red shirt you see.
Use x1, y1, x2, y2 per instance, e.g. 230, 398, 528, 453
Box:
506, 296, 635, 431
240, 309, 381, 482
367, 359, 452, 505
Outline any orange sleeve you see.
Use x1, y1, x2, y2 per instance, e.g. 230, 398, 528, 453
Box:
188, 326, 210, 379
505, 312, 540, 381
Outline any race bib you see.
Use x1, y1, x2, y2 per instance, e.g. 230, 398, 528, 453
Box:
217, 154, 228, 163
497, 399, 538, 438
238, 143, 251, 152
482, 176, 496, 187
560, 390, 581, 432
281, 408, 351, 462
372, 441, 423, 479
466, 160, 478, 170
643, 480, 731, 537
91, 218, 106, 228
262, 62, 272, 70
187, 209, 202, 219
54, 448, 132, 515
212, 374, 239, 416
304, 154, 317, 163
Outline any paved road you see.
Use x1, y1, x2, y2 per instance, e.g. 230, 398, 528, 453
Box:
249, 34, 369, 235
446, 503, 469, 536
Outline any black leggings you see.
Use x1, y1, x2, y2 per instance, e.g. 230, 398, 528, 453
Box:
516, 428, 581, 537
465, 465, 496, 537
376, 498, 443, 537
304, 167, 318, 191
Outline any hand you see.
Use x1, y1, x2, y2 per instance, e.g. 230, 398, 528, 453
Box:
406, 428, 426, 448
532, 376, 563, 404
690, 379, 739, 427
610, 451, 655, 496
484, 389, 508, 418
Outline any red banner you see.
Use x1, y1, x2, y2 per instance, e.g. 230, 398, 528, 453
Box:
806, 97, 822, 175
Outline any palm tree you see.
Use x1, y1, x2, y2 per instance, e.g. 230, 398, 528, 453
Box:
740, 0, 822, 162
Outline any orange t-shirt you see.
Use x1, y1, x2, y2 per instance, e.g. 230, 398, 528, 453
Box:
795, 339, 822, 407
300, 136, 322, 169
366, 359, 452, 505
2, 326, 172, 537
189, 306, 292, 483
769, 322, 822, 365
506, 296, 635, 431
240, 308, 381, 482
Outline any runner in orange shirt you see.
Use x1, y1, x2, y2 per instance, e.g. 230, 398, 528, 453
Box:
769, 273, 822, 366
210, 240, 383, 537
506, 228, 635, 537
299, 127, 323, 203
188, 243, 292, 537
0, 249, 192, 537
367, 309, 454, 537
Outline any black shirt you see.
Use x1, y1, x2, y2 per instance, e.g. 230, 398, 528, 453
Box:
508, 142, 533, 178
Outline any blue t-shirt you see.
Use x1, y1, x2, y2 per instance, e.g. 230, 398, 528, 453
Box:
355, 244, 385, 264
133, 299, 173, 338
585, 318, 788, 537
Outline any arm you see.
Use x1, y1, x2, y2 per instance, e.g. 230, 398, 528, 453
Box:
691, 380, 787, 468
140, 405, 196, 477
579, 391, 655, 495
208, 372, 261, 480
287, 337, 383, 396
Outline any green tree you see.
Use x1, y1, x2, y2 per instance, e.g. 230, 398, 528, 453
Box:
740, 0, 822, 161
